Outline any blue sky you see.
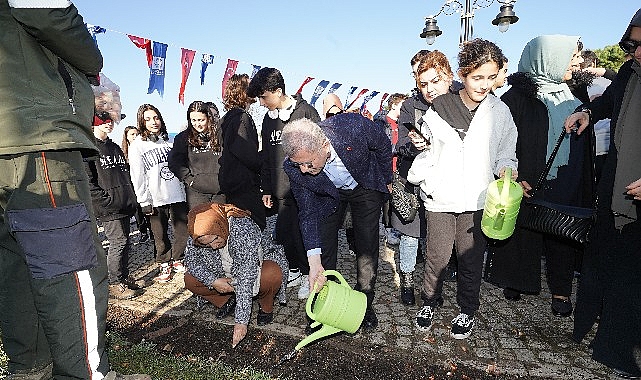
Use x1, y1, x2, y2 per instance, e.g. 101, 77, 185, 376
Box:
73, 0, 639, 140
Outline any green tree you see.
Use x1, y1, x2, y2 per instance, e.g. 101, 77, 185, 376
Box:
594, 44, 627, 72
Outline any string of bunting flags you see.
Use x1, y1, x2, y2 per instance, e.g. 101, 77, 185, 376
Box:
86, 24, 392, 113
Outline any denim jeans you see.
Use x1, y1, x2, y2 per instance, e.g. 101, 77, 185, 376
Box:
399, 234, 418, 273
102, 217, 131, 284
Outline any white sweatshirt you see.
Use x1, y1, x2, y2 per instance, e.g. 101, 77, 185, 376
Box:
128, 136, 186, 207
407, 94, 518, 213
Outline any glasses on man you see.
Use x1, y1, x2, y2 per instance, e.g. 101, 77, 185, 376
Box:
288, 159, 315, 169
619, 39, 641, 54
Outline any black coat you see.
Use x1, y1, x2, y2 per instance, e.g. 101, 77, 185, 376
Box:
85, 137, 137, 221
484, 72, 594, 294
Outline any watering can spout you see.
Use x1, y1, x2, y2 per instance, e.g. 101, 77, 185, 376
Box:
294, 324, 342, 351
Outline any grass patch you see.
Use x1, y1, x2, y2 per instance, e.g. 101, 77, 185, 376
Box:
107, 331, 275, 380
0, 333, 274, 380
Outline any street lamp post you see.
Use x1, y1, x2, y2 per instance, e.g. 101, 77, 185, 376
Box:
420, 0, 519, 46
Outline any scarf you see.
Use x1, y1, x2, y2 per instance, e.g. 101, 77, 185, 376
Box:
518, 35, 582, 179
188, 202, 251, 243
612, 61, 641, 226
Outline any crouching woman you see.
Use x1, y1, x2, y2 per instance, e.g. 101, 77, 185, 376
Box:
184, 202, 288, 347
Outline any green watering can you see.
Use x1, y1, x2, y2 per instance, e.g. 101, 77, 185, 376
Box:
294, 270, 367, 351
481, 167, 523, 240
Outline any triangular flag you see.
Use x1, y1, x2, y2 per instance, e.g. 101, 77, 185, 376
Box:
344, 86, 358, 109
309, 80, 330, 106
179, 48, 196, 104
378, 93, 390, 111
147, 41, 167, 97
327, 83, 342, 94
128, 34, 152, 67
250, 65, 262, 79
346, 88, 368, 110
296, 77, 315, 94
222, 59, 239, 98
360, 91, 380, 112
200, 54, 214, 85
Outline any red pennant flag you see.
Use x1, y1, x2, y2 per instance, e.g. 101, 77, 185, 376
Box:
127, 35, 152, 67
222, 59, 239, 98
296, 76, 315, 94
346, 88, 369, 110
179, 48, 196, 104
379, 93, 390, 111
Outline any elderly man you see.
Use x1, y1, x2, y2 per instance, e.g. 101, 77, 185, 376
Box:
281, 114, 392, 332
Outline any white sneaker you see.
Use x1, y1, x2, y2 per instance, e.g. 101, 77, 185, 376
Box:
298, 275, 310, 299
450, 313, 475, 339
287, 268, 301, 288
386, 228, 400, 245
153, 263, 172, 283
172, 260, 186, 273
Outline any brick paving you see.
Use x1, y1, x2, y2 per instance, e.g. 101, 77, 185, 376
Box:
109, 216, 618, 379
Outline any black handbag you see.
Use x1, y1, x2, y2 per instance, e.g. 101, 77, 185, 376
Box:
390, 172, 420, 223
520, 129, 597, 244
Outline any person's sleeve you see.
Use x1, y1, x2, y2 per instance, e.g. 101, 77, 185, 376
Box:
167, 134, 193, 184
494, 105, 519, 176
396, 99, 421, 158
83, 157, 110, 210
229, 217, 261, 325
288, 177, 323, 254
365, 117, 393, 185
227, 113, 261, 173
127, 142, 152, 207
260, 119, 273, 195
603, 68, 617, 81
184, 238, 224, 289
10, 1, 102, 75
307, 107, 321, 123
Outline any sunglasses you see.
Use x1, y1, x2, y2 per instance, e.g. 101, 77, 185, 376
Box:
325, 105, 343, 119
619, 39, 641, 54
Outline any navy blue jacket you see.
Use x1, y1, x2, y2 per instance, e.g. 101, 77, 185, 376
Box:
284, 113, 392, 252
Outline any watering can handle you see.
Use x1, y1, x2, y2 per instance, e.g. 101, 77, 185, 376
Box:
305, 270, 350, 321
500, 167, 512, 205
322, 270, 349, 287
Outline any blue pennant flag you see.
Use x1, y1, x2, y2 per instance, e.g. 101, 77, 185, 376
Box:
200, 54, 215, 85
327, 83, 342, 94
250, 65, 262, 79
360, 91, 380, 112
86, 24, 106, 45
147, 42, 167, 96
309, 80, 330, 106
344, 86, 358, 109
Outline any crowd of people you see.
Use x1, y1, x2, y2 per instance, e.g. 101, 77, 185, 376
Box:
1, 0, 640, 378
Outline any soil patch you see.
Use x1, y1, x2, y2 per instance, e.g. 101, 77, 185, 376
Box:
107, 305, 518, 380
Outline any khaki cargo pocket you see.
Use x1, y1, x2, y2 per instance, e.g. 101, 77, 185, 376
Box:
7, 203, 98, 279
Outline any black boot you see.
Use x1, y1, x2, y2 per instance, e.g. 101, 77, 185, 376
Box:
400, 271, 415, 306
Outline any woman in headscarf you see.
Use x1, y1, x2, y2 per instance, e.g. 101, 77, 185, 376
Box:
483, 35, 594, 318
183, 202, 288, 348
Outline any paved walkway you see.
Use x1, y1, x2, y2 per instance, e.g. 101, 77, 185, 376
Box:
110, 217, 618, 379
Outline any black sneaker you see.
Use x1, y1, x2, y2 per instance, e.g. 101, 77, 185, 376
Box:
450, 313, 474, 339
551, 297, 573, 317
415, 305, 434, 331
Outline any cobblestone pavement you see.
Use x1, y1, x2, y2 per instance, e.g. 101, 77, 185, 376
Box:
109, 217, 619, 379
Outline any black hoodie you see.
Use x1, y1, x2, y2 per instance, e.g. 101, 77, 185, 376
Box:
85, 137, 137, 221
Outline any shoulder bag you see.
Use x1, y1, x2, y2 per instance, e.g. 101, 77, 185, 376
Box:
520, 129, 597, 244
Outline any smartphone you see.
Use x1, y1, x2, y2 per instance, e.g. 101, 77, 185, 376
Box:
403, 122, 427, 142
